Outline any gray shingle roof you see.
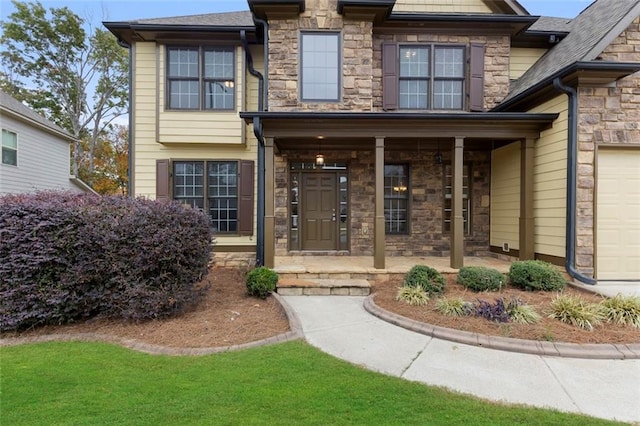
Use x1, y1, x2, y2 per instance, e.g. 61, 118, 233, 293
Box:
528, 16, 573, 33
505, 0, 640, 103
0, 90, 75, 141
131, 10, 253, 27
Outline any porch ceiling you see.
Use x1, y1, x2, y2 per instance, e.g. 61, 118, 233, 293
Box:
240, 111, 558, 150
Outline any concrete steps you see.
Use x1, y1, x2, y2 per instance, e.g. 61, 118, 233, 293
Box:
277, 278, 371, 296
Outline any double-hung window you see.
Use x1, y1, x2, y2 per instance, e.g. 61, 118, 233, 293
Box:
167, 46, 235, 110
384, 164, 409, 234
300, 32, 340, 101
398, 45, 465, 110
173, 161, 245, 234
1, 129, 17, 166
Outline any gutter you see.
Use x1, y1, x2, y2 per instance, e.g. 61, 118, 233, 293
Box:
553, 77, 596, 285
241, 18, 269, 266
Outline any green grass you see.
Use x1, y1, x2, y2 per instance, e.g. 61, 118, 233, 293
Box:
1, 341, 619, 425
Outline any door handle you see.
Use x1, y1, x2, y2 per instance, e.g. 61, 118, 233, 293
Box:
331, 213, 337, 222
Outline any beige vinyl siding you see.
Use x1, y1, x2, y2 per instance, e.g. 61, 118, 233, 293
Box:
393, 0, 493, 13
510, 48, 548, 80
132, 42, 257, 246
529, 96, 568, 258
157, 46, 244, 145
490, 141, 520, 250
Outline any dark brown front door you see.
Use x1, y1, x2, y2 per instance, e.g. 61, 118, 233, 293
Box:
302, 173, 337, 250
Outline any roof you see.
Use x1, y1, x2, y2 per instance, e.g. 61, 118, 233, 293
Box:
527, 16, 573, 33
129, 10, 253, 27
0, 90, 76, 142
504, 0, 640, 103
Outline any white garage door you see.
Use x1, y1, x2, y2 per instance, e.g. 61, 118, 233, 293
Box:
597, 149, 640, 280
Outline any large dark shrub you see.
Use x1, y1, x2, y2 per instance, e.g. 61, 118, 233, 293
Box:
508, 260, 566, 292
0, 191, 212, 331
457, 266, 505, 292
246, 267, 278, 299
403, 265, 446, 295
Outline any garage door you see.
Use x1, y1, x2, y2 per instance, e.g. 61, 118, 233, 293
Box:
597, 149, 640, 280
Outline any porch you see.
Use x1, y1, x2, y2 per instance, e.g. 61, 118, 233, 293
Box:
275, 255, 514, 295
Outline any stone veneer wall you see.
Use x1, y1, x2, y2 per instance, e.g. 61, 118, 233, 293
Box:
575, 16, 640, 276
274, 149, 491, 257
372, 33, 511, 111
268, 0, 373, 111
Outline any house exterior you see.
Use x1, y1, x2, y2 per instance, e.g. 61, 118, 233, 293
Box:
0, 90, 95, 195
105, 0, 640, 283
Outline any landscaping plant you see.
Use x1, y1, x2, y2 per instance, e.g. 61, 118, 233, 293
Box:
396, 285, 429, 306
508, 260, 566, 292
474, 298, 512, 323
456, 266, 505, 292
435, 297, 473, 317
506, 300, 541, 325
548, 295, 603, 331
403, 265, 446, 295
600, 294, 640, 328
246, 266, 278, 299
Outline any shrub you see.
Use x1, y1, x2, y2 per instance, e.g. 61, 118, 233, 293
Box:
508, 260, 566, 292
403, 265, 446, 295
0, 191, 212, 331
435, 297, 473, 317
456, 266, 505, 292
600, 294, 640, 328
396, 286, 429, 306
548, 295, 603, 331
246, 267, 278, 299
507, 301, 541, 325
474, 298, 511, 323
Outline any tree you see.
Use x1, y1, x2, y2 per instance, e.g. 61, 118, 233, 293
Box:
91, 124, 128, 195
0, 0, 128, 181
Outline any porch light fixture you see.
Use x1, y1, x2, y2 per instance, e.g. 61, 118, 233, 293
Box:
315, 136, 325, 167
393, 182, 407, 192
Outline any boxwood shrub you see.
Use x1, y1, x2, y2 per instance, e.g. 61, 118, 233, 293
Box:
456, 266, 505, 292
0, 191, 212, 331
403, 265, 446, 295
508, 260, 566, 292
246, 267, 278, 299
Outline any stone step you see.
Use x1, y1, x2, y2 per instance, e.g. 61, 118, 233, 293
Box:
277, 278, 371, 296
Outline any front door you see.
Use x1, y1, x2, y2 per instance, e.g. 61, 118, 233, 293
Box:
302, 173, 337, 250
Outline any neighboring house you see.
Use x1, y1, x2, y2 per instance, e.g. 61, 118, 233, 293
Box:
0, 90, 95, 195
104, 0, 640, 283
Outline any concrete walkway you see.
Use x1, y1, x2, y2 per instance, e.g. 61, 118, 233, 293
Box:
282, 295, 640, 423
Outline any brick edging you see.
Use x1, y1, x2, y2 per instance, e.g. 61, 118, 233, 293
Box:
364, 294, 640, 360
0, 293, 304, 356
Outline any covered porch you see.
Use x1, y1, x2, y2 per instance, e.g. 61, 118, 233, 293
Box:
241, 111, 558, 270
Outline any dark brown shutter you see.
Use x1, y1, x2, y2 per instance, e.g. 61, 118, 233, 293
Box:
156, 159, 170, 202
469, 43, 485, 112
382, 42, 398, 110
238, 160, 254, 236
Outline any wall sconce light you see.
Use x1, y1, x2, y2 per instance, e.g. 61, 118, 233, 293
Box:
393, 181, 407, 192
434, 141, 443, 165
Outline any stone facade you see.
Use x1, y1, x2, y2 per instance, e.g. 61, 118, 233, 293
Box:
268, 0, 374, 111
372, 33, 511, 111
575, 17, 640, 276
273, 149, 491, 257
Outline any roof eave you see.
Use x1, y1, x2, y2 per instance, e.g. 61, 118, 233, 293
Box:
0, 105, 77, 143
103, 22, 257, 44
494, 61, 640, 112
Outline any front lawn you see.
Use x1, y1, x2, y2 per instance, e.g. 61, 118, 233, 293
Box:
1, 341, 619, 425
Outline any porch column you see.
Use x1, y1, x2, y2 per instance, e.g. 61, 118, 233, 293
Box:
519, 137, 536, 260
264, 137, 275, 268
374, 137, 386, 269
450, 136, 465, 269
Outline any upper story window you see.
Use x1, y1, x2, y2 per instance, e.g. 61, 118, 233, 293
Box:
399, 45, 465, 110
2, 129, 17, 166
300, 32, 340, 102
166, 46, 235, 110
383, 43, 485, 112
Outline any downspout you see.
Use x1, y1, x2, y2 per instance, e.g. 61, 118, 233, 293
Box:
241, 25, 268, 266
553, 78, 597, 285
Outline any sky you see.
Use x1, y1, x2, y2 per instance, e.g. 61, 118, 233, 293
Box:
0, 0, 594, 26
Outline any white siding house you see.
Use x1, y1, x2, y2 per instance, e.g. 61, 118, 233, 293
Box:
0, 90, 94, 194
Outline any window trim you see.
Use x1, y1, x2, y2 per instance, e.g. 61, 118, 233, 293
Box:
398, 43, 466, 111
170, 159, 250, 235
384, 163, 410, 235
1, 128, 18, 166
165, 45, 236, 111
300, 31, 342, 103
